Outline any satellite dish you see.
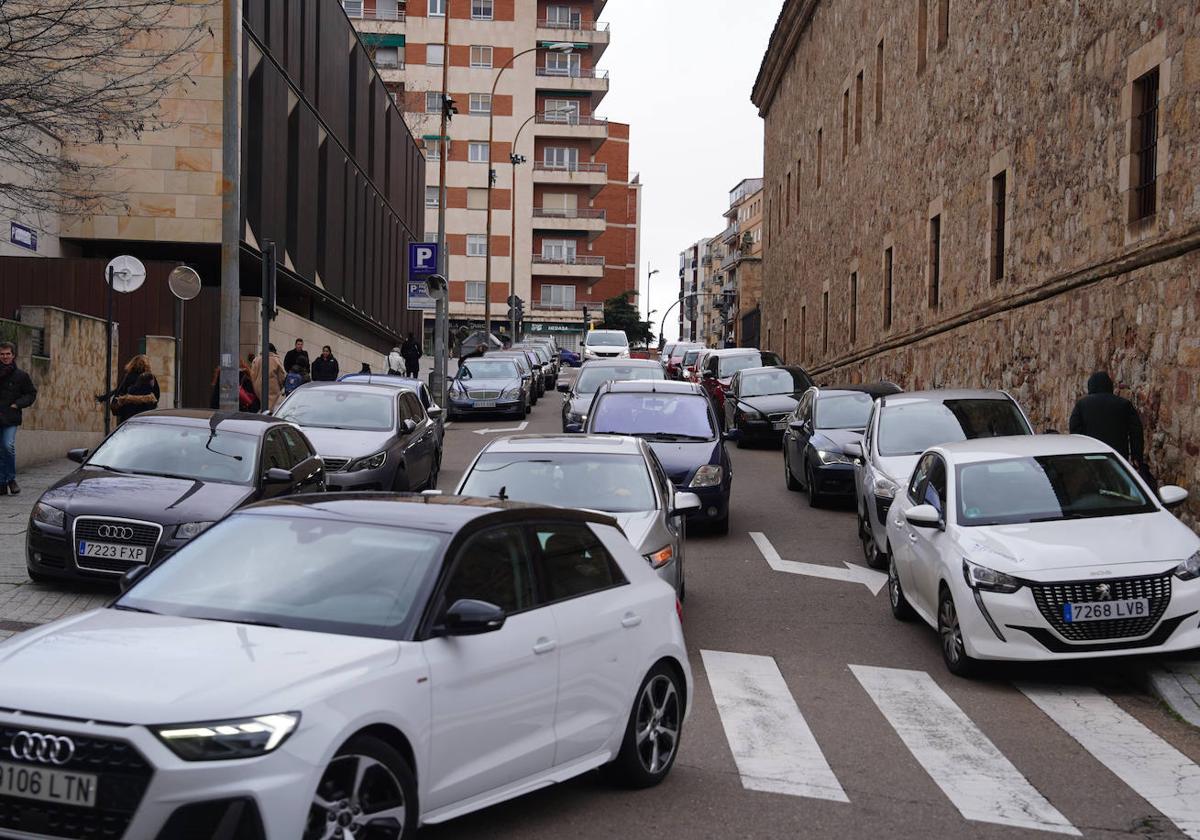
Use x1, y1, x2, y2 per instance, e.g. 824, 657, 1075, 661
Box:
105, 255, 146, 294
167, 265, 202, 301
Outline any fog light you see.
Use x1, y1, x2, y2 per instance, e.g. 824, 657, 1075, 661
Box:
707, 506, 718, 517
32, 553, 41, 564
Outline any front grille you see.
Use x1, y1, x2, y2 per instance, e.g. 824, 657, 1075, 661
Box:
321, 457, 350, 473
1030, 573, 1172, 641
72, 518, 162, 576
0, 726, 153, 839
767, 413, 790, 423
468, 390, 500, 400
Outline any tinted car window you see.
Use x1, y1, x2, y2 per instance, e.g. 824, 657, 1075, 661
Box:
402, 392, 425, 421
279, 426, 313, 465
814, 392, 874, 430
879, 398, 1030, 457
590, 393, 716, 440
85, 422, 258, 484
443, 527, 536, 614
908, 453, 935, 502
575, 364, 664, 394
925, 457, 947, 515
262, 430, 291, 471
533, 523, 625, 601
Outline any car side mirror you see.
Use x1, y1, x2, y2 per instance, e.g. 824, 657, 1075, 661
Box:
671, 491, 702, 517
67, 448, 89, 464
1159, 485, 1188, 509
439, 599, 507, 636
843, 442, 864, 460
565, 422, 583, 434
905, 504, 943, 529
118, 564, 148, 593
788, 420, 806, 433
427, 405, 444, 419
557, 382, 571, 393
400, 418, 418, 435
723, 428, 743, 442
702, 370, 716, 380
263, 467, 293, 485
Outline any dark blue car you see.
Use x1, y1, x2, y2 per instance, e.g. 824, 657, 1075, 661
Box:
783, 387, 874, 506
584, 380, 737, 534
559, 347, 582, 367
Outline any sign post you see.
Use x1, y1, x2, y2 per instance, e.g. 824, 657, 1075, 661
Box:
410, 243, 445, 404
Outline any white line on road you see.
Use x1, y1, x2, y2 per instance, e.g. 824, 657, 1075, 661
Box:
853, 665, 1078, 835
701, 649, 849, 803
470, 421, 529, 436
1019, 683, 1200, 839
750, 531, 887, 595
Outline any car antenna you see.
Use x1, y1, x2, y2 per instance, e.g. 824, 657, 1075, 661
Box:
205, 411, 244, 460
493, 485, 508, 501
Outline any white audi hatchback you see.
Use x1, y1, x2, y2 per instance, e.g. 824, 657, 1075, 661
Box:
886, 435, 1200, 676
0, 494, 691, 839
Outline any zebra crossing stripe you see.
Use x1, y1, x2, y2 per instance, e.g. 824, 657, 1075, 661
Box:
700, 649, 849, 802
853, 665, 1079, 835
1019, 684, 1200, 840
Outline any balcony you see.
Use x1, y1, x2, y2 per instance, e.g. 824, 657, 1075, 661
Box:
533, 113, 608, 150
532, 161, 608, 196
532, 253, 605, 279
536, 19, 611, 58
720, 221, 740, 245
532, 207, 606, 240
720, 250, 742, 272
534, 67, 610, 105
343, 1, 406, 21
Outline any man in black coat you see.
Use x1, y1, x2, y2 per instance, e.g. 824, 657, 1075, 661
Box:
1069, 371, 1144, 465
400, 333, 422, 378
283, 339, 310, 381
311, 345, 339, 381
0, 342, 38, 495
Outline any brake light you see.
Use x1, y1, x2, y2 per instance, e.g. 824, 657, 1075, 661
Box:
676, 598, 683, 622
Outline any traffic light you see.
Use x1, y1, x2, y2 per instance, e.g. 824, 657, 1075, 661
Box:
506, 295, 524, 325
582, 305, 589, 326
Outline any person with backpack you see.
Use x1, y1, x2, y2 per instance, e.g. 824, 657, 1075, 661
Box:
400, 332, 422, 378
283, 339, 310, 382
0, 341, 37, 495
1069, 371, 1145, 466
283, 365, 305, 396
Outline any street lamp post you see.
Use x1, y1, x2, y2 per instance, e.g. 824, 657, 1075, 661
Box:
645, 267, 660, 344
484, 42, 574, 337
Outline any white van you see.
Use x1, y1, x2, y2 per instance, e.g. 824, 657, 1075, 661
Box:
583, 329, 630, 361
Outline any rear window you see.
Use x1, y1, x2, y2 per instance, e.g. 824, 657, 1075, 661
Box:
717, 352, 783, 378
878, 398, 1030, 457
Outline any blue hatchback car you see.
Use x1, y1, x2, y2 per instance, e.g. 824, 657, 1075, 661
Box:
584, 380, 738, 534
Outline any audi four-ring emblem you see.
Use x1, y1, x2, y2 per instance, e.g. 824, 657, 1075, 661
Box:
96, 524, 134, 540
9, 731, 76, 765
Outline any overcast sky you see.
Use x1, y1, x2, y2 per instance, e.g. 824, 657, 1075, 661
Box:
597, 1, 780, 342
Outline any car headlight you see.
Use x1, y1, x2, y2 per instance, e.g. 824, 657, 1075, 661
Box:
1173, 550, 1200, 581
175, 521, 215, 540
31, 502, 65, 529
567, 411, 585, 425
962, 558, 1022, 594
502, 387, 522, 400
154, 712, 300, 761
645, 545, 674, 569
817, 449, 853, 465
690, 464, 724, 488
348, 451, 387, 472
873, 475, 898, 499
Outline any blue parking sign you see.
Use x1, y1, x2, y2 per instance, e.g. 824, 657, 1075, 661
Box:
409, 242, 439, 277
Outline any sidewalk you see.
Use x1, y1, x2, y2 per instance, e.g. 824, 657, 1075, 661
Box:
0, 459, 110, 642
1148, 658, 1200, 728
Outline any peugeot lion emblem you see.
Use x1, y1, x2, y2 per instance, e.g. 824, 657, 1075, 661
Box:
1093, 583, 1113, 601
9, 731, 76, 765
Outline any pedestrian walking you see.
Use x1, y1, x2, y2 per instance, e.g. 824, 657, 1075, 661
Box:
283, 339, 310, 381
1069, 371, 1145, 465
387, 346, 405, 376
0, 341, 37, 495
239, 360, 260, 412
400, 332, 422, 378
311, 345, 339, 381
250, 344, 287, 411
98, 354, 159, 426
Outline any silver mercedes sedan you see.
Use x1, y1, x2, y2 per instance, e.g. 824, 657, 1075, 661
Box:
454, 434, 700, 598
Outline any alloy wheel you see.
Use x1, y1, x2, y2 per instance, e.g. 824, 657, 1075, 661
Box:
634, 674, 680, 775
859, 513, 875, 565
306, 754, 407, 840
939, 593, 964, 667
888, 558, 901, 611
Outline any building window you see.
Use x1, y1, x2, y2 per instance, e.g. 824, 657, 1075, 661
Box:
542, 239, 577, 262
466, 281, 485, 302
467, 187, 488, 209
545, 51, 581, 77
816, 128, 822, 188
543, 146, 578, 170
428, 0, 446, 15
469, 93, 491, 114
849, 272, 858, 345
821, 291, 829, 355
883, 246, 894, 329
875, 40, 884, 123
468, 141, 489, 163
936, 0, 949, 50
470, 45, 493, 68
991, 172, 1006, 281
467, 234, 488, 257
425, 92, 444, 114
425, 186, 440, 207
841, 89, 849, 159
1131, 67, 1159, 222
472, 0, 493, 20
917, 0, 928, 74
424, 140, 441, 160
427, 44, 444, 66
544, 98, 580, 122
373, 46, 402, 69
928, 214, 941, 309
546, 5, 582, 28
854, 71, 864, 145
540, 284, 576, 309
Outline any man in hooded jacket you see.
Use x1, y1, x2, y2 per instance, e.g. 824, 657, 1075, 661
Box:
1069, 371, 1144, 465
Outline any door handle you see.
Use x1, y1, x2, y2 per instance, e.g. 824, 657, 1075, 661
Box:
532, 638, 557, 655
621, 612, 642, 629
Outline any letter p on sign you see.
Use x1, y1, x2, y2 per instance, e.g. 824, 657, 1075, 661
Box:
409, 243, 439, 277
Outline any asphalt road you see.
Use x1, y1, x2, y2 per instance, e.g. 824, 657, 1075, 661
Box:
425, 369, 1200, 840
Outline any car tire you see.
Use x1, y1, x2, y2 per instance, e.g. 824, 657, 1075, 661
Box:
305, 734, 417, 840
860, 511, 886, 569
784, 448, 802, 491
426, 453, 441, 491
603, 663, 684, 789
806, 463, 822, 508
711, 512, 730, 535
938, 586, 978, 678
888, 553, 915, 621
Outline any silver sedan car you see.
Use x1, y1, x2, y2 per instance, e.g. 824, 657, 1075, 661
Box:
454, 434, 700, 598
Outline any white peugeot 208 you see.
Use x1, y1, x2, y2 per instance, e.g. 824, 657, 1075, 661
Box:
885, 434, 1200, 676
0, 494, 691, 839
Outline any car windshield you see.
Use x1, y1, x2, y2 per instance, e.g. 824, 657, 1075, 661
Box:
493, 354, 531, 373
575, 364, 665, 394
740, 368, 810, 397
586, 332, 628, 347
85, 422, 258, 484
460, 452, 656, 513
671, 345, 701, 361
459, 359, 519, 380
590, 393, 716, 440
718, 352, 782, 378
683, 350, 701, 365
957, 454, 1156, 526
116, 515, 444, 638
878, 398, 1030, 456
276, 389, 394, 431
815, 393, 874, 429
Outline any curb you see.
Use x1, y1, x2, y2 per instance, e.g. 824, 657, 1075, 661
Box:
1147, 660, 1200, 728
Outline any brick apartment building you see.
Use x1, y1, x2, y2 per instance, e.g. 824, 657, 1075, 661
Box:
345, 0, 641, 351
752, 1, 1200, 519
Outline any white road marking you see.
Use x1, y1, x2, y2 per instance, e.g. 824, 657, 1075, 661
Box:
750, 531, 887, 595
1019, 683, 1200, 839
852, 665, 1077, 834
470, 421, 529, 436
701, 649, 848, 802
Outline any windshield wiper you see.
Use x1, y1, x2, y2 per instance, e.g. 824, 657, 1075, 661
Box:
635, 432, 711, 442
113, 604, 159, 615
191, 615, 281, 628
87, 463, 129, 474
1028, 512, 1089, 522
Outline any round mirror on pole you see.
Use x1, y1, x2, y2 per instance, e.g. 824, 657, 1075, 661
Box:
167, 265, 202, 408
101, 255, 148, 434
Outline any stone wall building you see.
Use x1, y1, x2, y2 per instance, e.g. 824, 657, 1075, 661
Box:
752, 1, 1200, 520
